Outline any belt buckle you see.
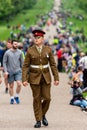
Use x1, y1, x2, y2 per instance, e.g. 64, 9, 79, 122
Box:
39, 64, 43, 70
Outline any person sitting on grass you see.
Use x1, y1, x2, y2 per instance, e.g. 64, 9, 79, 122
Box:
68, 76, 87, 112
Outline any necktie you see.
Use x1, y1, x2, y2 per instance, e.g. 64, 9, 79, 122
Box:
38, 47, 41, 53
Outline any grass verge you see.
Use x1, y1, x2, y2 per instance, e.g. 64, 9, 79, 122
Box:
0, 0, 54, 40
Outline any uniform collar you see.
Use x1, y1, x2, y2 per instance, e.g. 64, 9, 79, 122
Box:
36, 45, 43, 49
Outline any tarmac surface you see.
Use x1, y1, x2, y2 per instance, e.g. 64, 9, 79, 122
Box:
0, 0, 87, 130
0, 72, 87, 130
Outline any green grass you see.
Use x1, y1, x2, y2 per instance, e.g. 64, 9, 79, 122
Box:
67, 18, 87, 35
61, 0, 87, 52
61, 0, 87, 96
83, 92, 87, 98
0, 0, 54, 40
61, 0, 87, 33
0, 26, 11, 40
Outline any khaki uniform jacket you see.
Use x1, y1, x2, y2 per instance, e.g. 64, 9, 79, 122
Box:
22, 45, 59, 85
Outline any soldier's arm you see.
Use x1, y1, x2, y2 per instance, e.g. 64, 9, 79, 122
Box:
22, 50, 30, 83
48, 47, 59, 82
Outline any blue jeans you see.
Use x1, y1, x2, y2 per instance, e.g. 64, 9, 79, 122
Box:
73, 99, 87, 108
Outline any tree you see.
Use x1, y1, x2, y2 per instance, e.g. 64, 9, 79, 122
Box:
0, 0, 13, 19
0, 0, 37, 20
78, 0, 87, 12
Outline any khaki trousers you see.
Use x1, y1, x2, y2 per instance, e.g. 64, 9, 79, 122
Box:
30, 76, 51, 121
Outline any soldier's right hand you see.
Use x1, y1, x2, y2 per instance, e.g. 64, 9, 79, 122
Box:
22, 81, 28, 87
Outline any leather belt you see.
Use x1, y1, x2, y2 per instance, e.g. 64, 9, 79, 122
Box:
30, 64, 49, 70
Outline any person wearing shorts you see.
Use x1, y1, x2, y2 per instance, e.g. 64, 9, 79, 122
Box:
8, 70, 22, 83
3, 40, 24, 104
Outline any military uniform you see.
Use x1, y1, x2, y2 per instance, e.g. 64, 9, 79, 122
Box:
22, 44, 59, 121
22, 29, 59, 125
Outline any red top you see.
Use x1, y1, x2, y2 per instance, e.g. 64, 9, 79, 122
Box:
57, 50, 62, 59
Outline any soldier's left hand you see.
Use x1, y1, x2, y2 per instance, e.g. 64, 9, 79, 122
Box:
54, 81, 59, 86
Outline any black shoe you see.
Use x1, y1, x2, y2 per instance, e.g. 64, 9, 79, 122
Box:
34, 121, 41, 128
5, 88, 8, 93
42, 115, 48, 126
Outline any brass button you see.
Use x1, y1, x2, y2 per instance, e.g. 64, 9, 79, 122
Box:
39, 64, 43, 70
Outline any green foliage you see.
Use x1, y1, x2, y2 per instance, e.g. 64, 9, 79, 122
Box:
61, 0, 87, 34
0, 0, 13, 19
0, 0, 37, 20
78, 0, 87, 12
11, 0, 24, 13
0, 0, 54, 40
61, 0, 87, 53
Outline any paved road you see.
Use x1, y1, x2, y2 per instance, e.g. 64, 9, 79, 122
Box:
0, 72, 87, 130
0, 0, 87, 130
44, 0, 61, 45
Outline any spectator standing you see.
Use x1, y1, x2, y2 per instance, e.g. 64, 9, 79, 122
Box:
57, 48, 64, 72
4, 41, 12, 93
79, 52, 87, 88
3, 40, 24, 104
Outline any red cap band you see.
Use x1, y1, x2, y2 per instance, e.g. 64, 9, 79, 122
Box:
34, 32, 44, 36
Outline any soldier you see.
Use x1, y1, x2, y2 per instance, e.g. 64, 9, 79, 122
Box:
22, 29, 59, 128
